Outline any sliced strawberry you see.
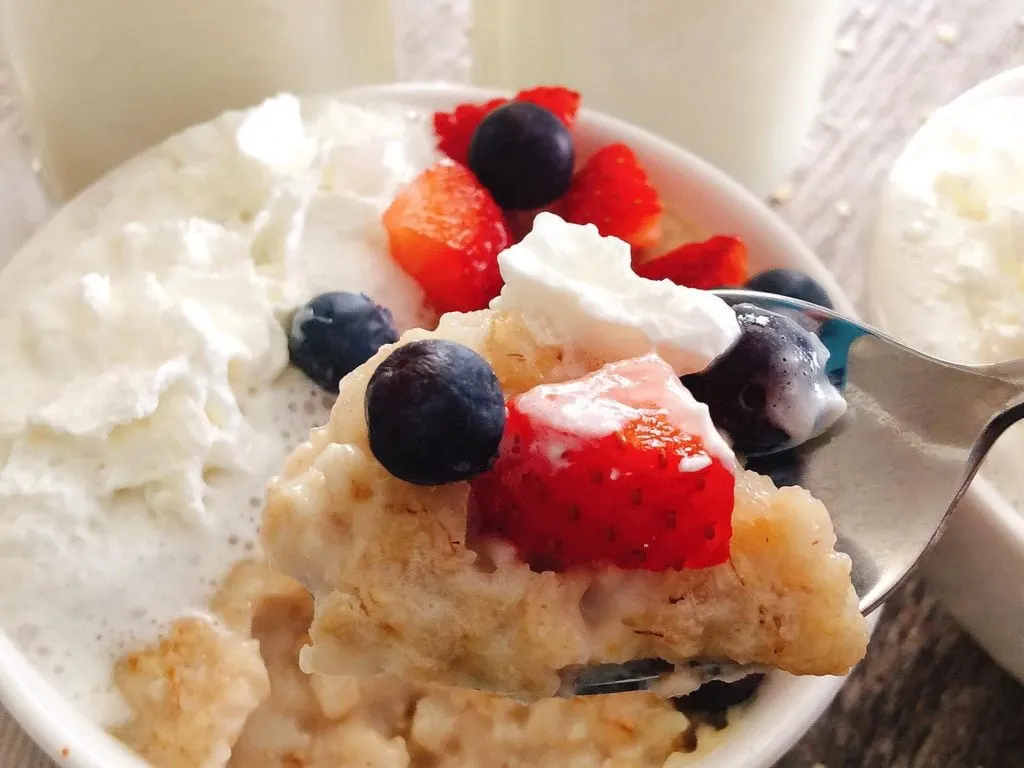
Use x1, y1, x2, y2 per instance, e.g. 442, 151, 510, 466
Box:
434, 88, 580, 165
515, 86, 581, 129
634, 236, 749, 290
470, 355, 734, 572
382, 162, 510, 315
433, 97, 509, 165
561, 143, 663, 248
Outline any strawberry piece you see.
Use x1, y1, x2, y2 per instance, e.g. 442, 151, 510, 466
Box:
634, 236, 749, 290
382, 162, 511, 315
434, 88, 580, 165
515, 86, 581, 129
433, 97, 509, 166
470, 355, 734, 572
561, 143, 664, 248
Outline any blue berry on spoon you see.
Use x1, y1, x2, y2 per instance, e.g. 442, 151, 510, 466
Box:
468, 101, 574, 210
289, 292, 399, 393
683, 303, 846, 456
744, 268, 833, 309
365, 340, 506, 486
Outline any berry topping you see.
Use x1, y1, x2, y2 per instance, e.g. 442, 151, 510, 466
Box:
634, 236, 749, 290
561, 143, 663, 248
683, 303, 846, 456
468, 102, 575, 210
744, 268, 834, 309
432, 87, 580, 167
514, 86, 581, 129
382, 162, 511, 315
433, 97, 509, 166
365, 340, 506, 486
470, 355, 734, 572
288, 292, 399, 393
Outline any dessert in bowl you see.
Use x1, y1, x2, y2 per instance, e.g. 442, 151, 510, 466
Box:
0, 82, 873, 768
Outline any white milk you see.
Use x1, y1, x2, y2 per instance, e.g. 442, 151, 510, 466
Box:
470, 0, 841, 198
0, 0, 395, 199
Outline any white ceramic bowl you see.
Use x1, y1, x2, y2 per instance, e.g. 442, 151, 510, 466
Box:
868, 67, 1024, 684
0, 82, 877, 768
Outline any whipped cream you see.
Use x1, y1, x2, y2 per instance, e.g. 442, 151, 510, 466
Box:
0, 94, 438, 724
872, 96, 1024, 363
492, 213, 741, 375
516, 354, 735, 468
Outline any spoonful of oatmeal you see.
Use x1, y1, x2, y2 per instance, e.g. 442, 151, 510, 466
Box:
264, 217, 1017, 703
573, 290, 1024, 694
263, 292, 869, 703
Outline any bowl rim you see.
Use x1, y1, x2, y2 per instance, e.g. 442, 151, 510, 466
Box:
0, 80, 873, 768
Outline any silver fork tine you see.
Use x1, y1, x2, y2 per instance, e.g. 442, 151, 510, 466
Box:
572, 291, 1024, 697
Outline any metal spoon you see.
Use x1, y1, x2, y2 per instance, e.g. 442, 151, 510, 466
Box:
573, 290, 1024, 696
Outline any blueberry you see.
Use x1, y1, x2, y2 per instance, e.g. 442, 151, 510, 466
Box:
744, 268, 833, 309
682, 303, 842, 456
673, 674, 765, 714
289, 292, 399, 393
745, 449, 804, 487
365, 340, 506, 485
468, 102, 574, 210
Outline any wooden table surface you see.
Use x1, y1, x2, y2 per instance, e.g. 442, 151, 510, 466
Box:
2, 1, 1024, 766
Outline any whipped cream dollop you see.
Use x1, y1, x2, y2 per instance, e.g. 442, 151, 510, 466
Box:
492, 213, 741, 375
872, 96, 1024, 363
0, 94, 438, 723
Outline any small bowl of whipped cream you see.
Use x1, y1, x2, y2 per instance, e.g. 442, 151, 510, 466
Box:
869, 65, 1024, 684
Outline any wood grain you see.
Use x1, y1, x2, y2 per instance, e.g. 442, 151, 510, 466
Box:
780, 579, 1024, 767
2, 1, 1024, 766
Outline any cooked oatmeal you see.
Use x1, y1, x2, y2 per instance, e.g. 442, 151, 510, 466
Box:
115, 560, 704, 768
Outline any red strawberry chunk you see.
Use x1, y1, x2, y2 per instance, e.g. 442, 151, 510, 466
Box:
382, 162, 510, 315
433, 97, 509, 165
433, 87, 581, 165
470, 355, 734, 573
561, 143, 664, 249
515, 86, 581, 129
634, 236, 749, 290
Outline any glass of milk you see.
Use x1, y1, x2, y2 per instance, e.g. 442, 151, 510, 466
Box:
0, 0, 396, 200
470, 0, 842, 199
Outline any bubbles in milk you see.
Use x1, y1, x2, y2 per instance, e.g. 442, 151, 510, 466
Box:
3, 369, 340, 727
247, 367, 338, 456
